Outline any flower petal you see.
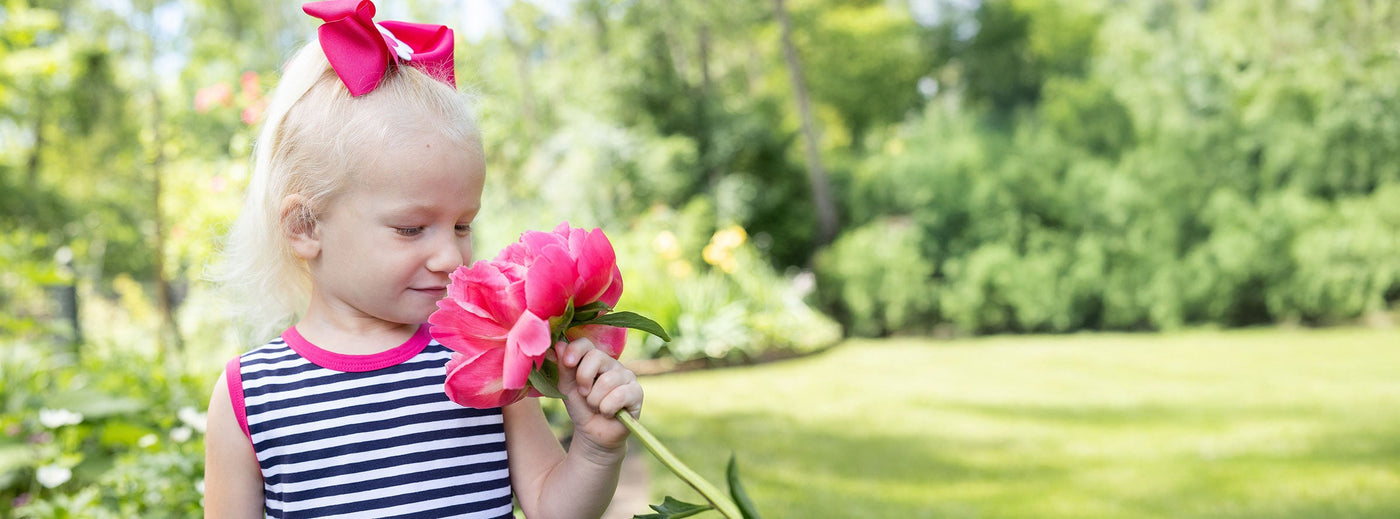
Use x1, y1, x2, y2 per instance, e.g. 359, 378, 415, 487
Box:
565, 324, 626, 358
525, 244, 576, 319
599, 265, 624, 307
547, 225, 574, 245
428, 298, 508, 355
445, 350, 528, 409
504, 311, 552, 390
574, 228, 618, 305
444, 261, 523, 323
519, 228, 567, 261
562, 224, 586, 258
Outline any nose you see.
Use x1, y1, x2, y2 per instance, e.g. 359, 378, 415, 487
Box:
426, 234, 468, 274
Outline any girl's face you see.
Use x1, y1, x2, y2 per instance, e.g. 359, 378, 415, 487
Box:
304, 131, 485, 330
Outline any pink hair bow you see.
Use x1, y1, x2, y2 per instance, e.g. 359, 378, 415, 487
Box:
303, 0, 456, 97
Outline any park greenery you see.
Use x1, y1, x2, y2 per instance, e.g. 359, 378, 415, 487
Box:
1, 0, 1397, 516
641, 328, 1400, 518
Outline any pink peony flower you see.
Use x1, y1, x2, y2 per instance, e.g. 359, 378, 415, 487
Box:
429, 222, 627, 408
428, 223, 752, 519
498, 222, 625, 353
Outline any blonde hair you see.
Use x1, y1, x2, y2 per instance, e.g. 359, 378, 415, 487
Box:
214, 41, 482, 341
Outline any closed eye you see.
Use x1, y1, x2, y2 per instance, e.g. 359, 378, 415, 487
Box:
395, 227, 424, 237
455, 223, 472, 236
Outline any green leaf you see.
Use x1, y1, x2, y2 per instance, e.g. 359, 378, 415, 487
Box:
727, 454, 762, 519
549, 301, 577, 343
0, 441, 32, 487
98, 421, 154, 448
571, 301, 613, 322
528, 361, 564, 399
634, 496, 713, 519
587, 311, 673, 342
45, 390, 145, 419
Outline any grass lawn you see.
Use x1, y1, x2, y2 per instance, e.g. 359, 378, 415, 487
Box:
626, 327, 1400, 519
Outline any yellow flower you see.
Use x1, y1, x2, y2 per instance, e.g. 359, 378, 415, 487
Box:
652, 231, 681, 260
668, 260, 695, 279
703, 225, 748, 271
712, 225, 747, 250
702, 242, 726, 268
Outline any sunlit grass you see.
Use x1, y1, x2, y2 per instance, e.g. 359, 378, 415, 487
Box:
628, 327, 1400, 518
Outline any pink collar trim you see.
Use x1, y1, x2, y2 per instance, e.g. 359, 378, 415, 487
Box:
281, 324, 431, 372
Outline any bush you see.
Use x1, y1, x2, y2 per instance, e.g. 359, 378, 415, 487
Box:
815, 218, 935, 337
620, 207, 841, 362
830, 1, 1400, 334
1275, 186, 1400, 323
1, 340, 209, 518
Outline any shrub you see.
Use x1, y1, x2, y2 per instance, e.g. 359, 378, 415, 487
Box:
620, 208, 841, 362
815, 218, 935, 336
1, 340, 209, 518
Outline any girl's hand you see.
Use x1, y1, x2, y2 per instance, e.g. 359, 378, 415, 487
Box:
554, 338, 643, 453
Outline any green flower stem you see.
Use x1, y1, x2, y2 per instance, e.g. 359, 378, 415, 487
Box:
615, 410, 745, 519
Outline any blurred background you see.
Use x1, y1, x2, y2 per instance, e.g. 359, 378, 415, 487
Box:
2, 0, 1398, 517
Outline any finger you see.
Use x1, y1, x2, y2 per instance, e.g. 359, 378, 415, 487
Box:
586, 367, 636, 411
574, 349, 609, 397
598, 381, 643, 419
584, 367, 623, 407
551, 341, 576, 389
557, 337, 596, 368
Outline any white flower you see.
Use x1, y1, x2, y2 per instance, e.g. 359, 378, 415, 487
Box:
38, 408, 83, 429
170, 426, 192, 443
791, 271, 816, 297
178, 406, 207, 433
196, 479, 206, 495
36, 465, 71, 488
918, 76, 939, 98
138, 434, 158, 448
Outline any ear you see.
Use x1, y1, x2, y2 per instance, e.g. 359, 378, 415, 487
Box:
279, 195, 321, 261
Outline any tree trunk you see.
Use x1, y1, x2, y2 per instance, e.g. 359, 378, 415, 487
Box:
151, 86, 184, 355
773, 0, 839, 246
697, 24, 718, 189
584, 0, 610, 55
145, 5, 184, 356
26, 102, 44, 188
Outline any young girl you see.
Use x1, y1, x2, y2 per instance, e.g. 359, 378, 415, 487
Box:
204, 2, 643, 517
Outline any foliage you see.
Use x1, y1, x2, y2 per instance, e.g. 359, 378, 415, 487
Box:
4, 0, 1400, 509
793, 1, 934, 148
611, 207, 841, 363
1, 339, 211, 518
834, 0, 1400, 334
814, 217, 935, 336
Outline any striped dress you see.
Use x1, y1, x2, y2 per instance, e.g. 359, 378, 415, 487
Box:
226, 325, 514, 518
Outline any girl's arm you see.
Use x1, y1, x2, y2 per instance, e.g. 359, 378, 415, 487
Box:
505, 338, 644, 519
204, 371, 266, 519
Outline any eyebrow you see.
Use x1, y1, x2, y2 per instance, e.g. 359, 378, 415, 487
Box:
381, 204, 434, 219
381, 202, 479, 221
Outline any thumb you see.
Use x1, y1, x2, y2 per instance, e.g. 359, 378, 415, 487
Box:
551, 341, 578, 392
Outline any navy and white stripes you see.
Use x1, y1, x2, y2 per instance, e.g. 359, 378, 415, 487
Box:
230, 327, 514, 518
